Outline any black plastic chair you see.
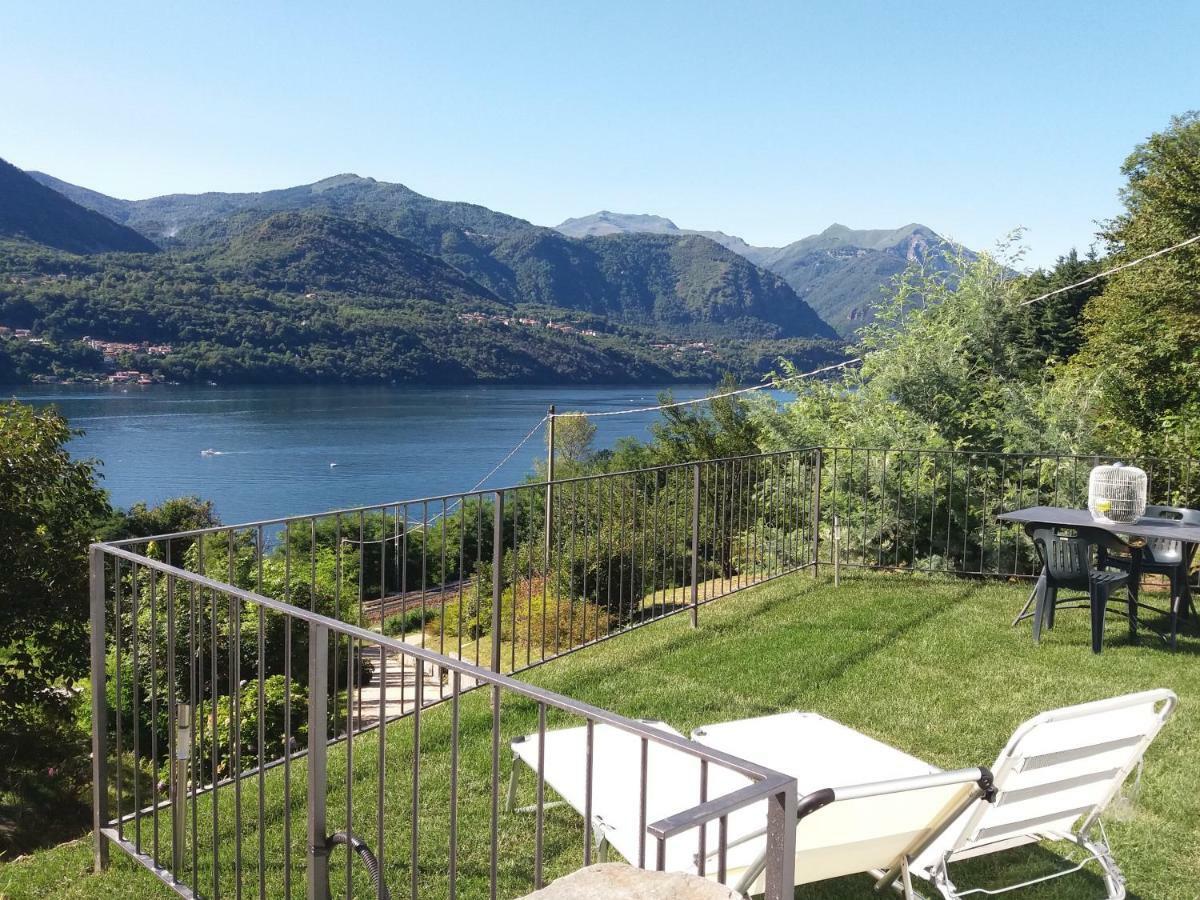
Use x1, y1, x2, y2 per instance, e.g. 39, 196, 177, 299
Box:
1103, 505, 1199, 648
1029, 527, 1135, 654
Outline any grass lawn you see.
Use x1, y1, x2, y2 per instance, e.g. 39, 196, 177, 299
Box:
2, 571, 1197, 899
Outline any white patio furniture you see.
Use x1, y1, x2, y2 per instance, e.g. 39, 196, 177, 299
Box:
506, 717, 994, 897
692, 689, 1177, 899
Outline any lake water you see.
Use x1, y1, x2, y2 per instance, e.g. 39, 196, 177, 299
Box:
11, 384, 782, 525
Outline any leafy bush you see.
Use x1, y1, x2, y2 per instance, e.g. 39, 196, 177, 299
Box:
381, 607, 440, 638
183, 675, 308, 783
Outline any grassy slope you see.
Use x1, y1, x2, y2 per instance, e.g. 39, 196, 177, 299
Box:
2, 572, 1197, 899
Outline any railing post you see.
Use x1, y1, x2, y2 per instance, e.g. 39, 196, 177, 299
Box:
690, 463, 701, 628
832, 515, 841, 587
307, 623, 330, 900
491, 490, 505, 674
172, 704, 192, 877
544, 405, 555, 573
89, 545, 110, 872
811, 449, 823, 578
762, 778, 797, 900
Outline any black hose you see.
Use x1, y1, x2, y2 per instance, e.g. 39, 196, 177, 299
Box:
326, 831, 390, 900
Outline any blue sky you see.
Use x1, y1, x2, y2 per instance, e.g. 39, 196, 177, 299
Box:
4, 1, 1199, 266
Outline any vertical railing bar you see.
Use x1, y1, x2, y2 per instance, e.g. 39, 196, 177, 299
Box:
511, 490, 519, 672
113, 555, 124, 843
618, 474, 627, 628
601, 477, 612, 640
230, 553, 243, 899
306, 623, 329, 900
489, 685, 500, 900
477, 500, 486, 667
402, 505, 410, 639
583, 718, 595, 865
283, 609, 292, 897
421, 502, 429, 658
189, 581, 199, 888
638, 737, 648, 867
458, 501, 467, 665
448, 672, 460, 900
534, 702, 546, 888
132, 561, 142, 855
89, 547, 110, 872
568, 478, 577, 650
697, 758, 709, 876
717, 815, 728, 884
440, 499, 448, 667
356, 511, 365, 730
210, 583, 220, 900
332, 516, 342, 746
377, 639, 386, 881
492, 492, 504, 674
345, 634, 354, 900
255, 528, 266, 899
690, 464, 701, 627
410, 657, 422, 900
166, 572, 178, 881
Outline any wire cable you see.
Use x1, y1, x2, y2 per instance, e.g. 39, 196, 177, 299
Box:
1018, 232, 1200, 307
555, 357, 862, 418
339, 415, 548, 542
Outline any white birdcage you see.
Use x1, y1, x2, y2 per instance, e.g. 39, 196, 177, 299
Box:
1088, 463, 1148, 524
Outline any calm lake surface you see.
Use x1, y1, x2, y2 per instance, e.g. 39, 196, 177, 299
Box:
12, 384, 782, 525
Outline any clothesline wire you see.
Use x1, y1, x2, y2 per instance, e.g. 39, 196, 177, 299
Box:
1018, 232, 1200, 307
340, 415, 548, 543
554, 357, 863, 419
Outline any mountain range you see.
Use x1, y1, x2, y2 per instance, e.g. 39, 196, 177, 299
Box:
1, 160, 965, 386
555, 212, 962, 334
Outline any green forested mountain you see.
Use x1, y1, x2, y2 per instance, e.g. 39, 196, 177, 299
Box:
198, 211, 501, 306
26, 171, 837, 342
557, 214, 966, 335
0, 159, 157, 254
0, 210, 842, 386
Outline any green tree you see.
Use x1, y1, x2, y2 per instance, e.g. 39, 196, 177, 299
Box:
1063, 112, 1200, 458
1014, 248, 1105, 367
760, 244, 1051, 455
0, 402, 109, 732
646, 374, 762, 463
0, 401, 111, 855
550, 412, 597, 468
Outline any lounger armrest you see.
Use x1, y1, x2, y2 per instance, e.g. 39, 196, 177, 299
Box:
830, 767, 994, 804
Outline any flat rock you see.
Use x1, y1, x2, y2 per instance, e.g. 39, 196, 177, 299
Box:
517, 864, 740, 899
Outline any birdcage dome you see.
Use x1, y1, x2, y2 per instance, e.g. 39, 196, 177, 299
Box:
1088, 463, 1148, 524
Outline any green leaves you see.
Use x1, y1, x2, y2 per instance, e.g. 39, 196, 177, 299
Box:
0, 401, 108, 730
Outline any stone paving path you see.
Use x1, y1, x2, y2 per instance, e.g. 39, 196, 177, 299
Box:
352, 637, 480, 726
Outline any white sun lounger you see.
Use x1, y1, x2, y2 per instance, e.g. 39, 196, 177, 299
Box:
506, 718, 994, 897
692, 689, 1177, 899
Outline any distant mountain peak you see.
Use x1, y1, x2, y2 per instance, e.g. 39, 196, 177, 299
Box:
556, 211, 682, 238
310, 173, 376, 191
553, 210, 965, 335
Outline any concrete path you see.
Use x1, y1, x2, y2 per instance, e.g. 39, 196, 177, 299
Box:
352, 636, 480, 726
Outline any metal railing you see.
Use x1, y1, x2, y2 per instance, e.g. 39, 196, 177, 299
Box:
90, 544, 799, 899
815, 448, 1200, 578
90, 443, 1198, 898
90, 449, 819, 898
